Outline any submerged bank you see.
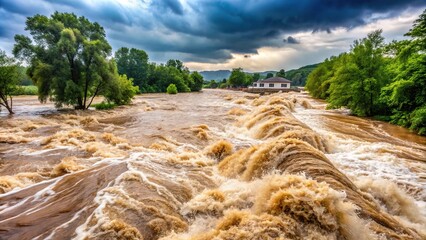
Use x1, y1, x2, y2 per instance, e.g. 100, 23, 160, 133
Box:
0, 90, 425, 239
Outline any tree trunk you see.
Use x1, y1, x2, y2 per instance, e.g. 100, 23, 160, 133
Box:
83, 73, 90, 109
86, 81, 103, 110
0, 94, 14, 114
83, 57, 93, 110
76, 97, 84, 110
2, 103, 14, 114
69, 57, 85, 110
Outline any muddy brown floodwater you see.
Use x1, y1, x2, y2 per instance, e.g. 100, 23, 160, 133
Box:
0, 89, 425, 240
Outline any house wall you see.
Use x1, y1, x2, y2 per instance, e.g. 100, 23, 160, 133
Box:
251, 82, 291, 89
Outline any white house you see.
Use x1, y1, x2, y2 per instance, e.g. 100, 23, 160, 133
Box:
250, 77, 292, 90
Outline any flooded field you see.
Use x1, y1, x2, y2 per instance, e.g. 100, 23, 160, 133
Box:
0, 89, 425, 239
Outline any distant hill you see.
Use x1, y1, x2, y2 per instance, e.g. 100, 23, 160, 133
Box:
199, 70, 231, 81
254, 70, 277, 77
199, 63, 319, 86
285, 63, 319, 86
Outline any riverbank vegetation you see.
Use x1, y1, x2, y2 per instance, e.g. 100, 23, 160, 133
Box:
0, 50, 19, 114
12, 85, 38, 96
1, 12, 205, 114
115, 49, 204, 93
13, 12, 138, 110
166, 84, 178, 94
306, 10, 426, 135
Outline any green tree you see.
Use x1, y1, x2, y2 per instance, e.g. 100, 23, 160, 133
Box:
150, 65, 190, 92
380, 54, 425, 115
166, 59, 184, 72
13, 12, 115, 110
252, 73, 260, 82
379, 10, 426, 134
328, 30, 388, 116
326, 54, 360, 110
207, 80, 218, 88
244, 74, 254, 86
266, 72, 274, 78
189, 71, 204, 91
164, 59, 193, 91
306, 56, 338, 99
275, 69, 286, 78
305, 10, 426, 135
145, 63, 159, 92
166, 83, 177, 94
115, 47, 148, 92
228, 68, 246, 87
405, 9, 426, 51
0, 50, 19, 114
104, 73, 139, 106
16, 66, 32, 86
285, 64, 319, 86
291, 72, 303, 85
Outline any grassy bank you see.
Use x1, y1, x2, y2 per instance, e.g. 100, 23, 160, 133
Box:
12, 85, 38, 95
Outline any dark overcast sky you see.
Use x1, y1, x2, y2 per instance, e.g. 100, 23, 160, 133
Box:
0, 0, 425, 71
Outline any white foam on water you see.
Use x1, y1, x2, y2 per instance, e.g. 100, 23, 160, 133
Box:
20, 146, 75, 156
293, 101, 426, 217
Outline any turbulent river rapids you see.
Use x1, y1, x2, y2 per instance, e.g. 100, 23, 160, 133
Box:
0, 89, 425, 240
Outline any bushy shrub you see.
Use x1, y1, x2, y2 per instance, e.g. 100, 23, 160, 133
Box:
219, 83, 228, 89
92, 102, 117, 110
12, 85, 38, 95
373, 115, 391, 122
105, 74, 139, 105
410, 106, 426, 135
166, 84, 178, 94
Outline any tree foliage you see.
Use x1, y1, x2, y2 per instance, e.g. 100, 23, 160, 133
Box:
166, 83, 178, 94
228, 68, 246, 87
305, 9, 426, 135
266, 72, 274, 78
0, 50, 19, 114
305, 57, 337, 99
189, 71, 204, 91
13, 12, 132, 109
405, 9, 426, 51
114, 53, 204, 93
275, 69, 286, 78
285, 63, 320, 86
166, 59, 184, 71
149, 64, 190, 93
252, 73, 261, 82
115, 47, 149, 92
327, 30, 388, 116
104, 72, 139, 106
205, 80, 219, 88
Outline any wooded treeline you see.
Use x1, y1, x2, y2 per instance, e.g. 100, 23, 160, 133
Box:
115, 49, 203, 93
306, 10, 426, 135
0, 12, 203, 114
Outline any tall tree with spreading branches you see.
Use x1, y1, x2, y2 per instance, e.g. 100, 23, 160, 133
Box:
0, 50, 19, 114
13, 12, 116, 109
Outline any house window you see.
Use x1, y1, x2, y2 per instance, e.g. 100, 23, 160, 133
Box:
259, 83, 264, 87
281, 83, 287, 88
253, 83, 257, 87
269, 83, 274, 87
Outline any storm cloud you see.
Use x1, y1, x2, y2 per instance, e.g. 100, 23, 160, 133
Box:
283, 36, 300, 44
0, 0, 425, 66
